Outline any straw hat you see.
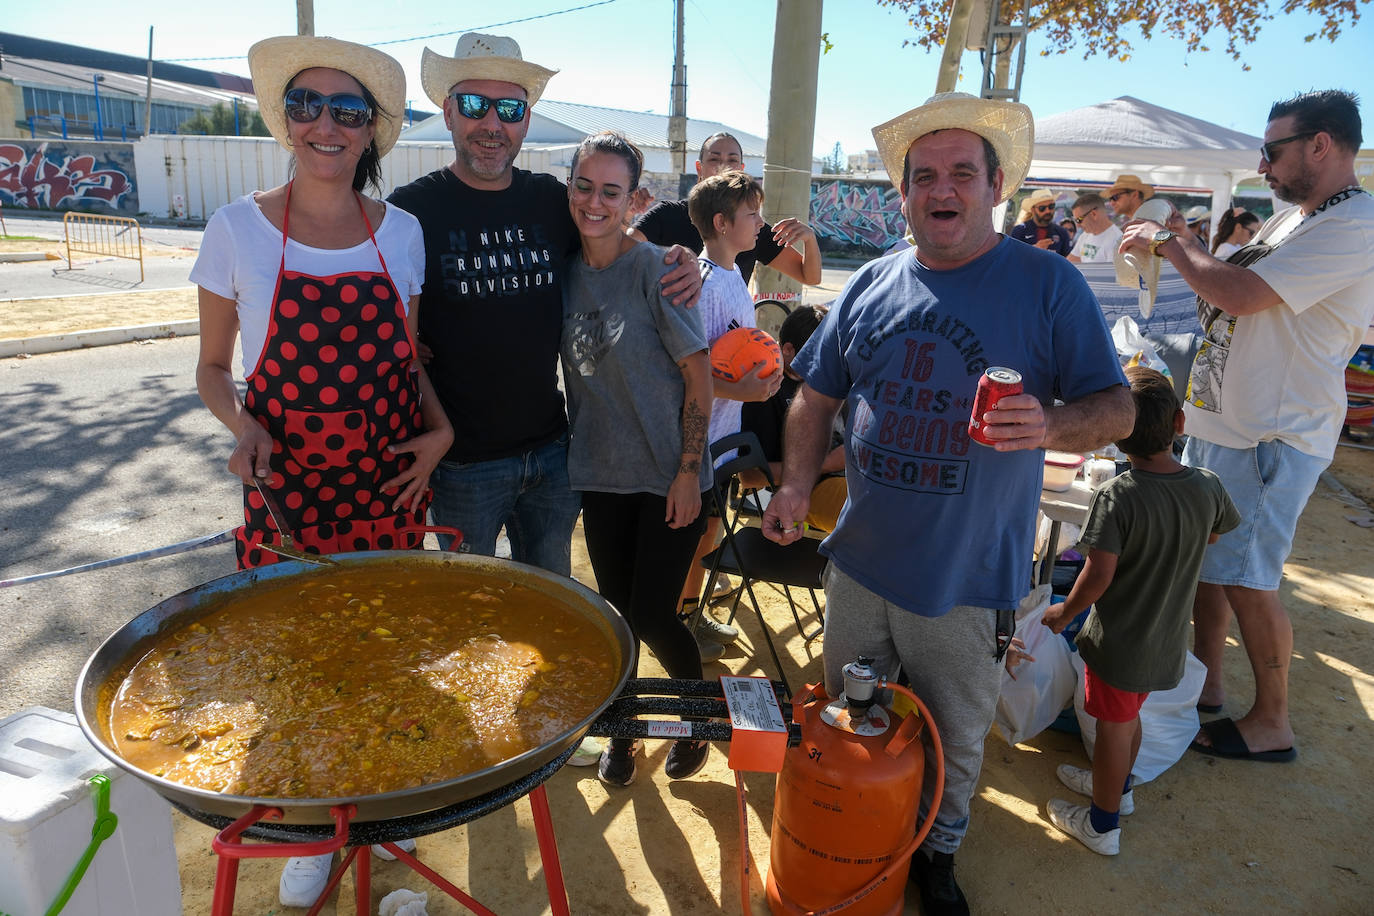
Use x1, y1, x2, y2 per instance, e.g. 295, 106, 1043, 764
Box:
248, 36, 406, 157
871, 92, 1033, 203
1106, 174, 1155, 200
420, 33, 558, 110
1184, 205, 1211, 224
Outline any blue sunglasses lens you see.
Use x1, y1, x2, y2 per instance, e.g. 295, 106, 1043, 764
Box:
454, 93, 526, 124
284, 88, 372, 128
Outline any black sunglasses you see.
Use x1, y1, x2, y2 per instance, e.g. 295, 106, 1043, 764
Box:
283, 87, 372, 129
1106, 191, 1135, 204
451, 92, 527, 124
1260, 131, 1317, 163
1073, 207, 1097, 225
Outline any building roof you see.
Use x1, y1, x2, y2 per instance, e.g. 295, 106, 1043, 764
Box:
1, 54, 257, 112
0, 31, 252, 92
400, 97, 767, 155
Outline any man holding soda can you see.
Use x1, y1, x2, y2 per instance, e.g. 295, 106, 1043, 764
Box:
762, 92, 1133, 915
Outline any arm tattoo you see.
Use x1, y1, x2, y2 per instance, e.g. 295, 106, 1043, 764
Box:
680, 396, 707, 473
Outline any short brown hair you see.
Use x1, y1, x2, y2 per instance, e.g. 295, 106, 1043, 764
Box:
687, 170, 764, 240
1115, 366, 1179, 457
1072, 192, 1106, 213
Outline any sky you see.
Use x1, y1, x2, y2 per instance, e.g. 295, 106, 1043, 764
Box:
7, 0, 1374, 162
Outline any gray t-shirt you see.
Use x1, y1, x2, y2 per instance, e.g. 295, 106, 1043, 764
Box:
561, 242, 711, 496
1074, 466, 1240, 692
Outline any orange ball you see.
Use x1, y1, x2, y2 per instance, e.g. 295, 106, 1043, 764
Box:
710, 327, 782, 382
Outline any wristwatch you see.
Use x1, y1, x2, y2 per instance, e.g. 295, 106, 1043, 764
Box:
1148, 229, 1176, 257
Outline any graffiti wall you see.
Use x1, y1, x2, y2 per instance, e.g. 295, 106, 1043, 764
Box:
809, 177, 904, 257
0, 141, 137, 215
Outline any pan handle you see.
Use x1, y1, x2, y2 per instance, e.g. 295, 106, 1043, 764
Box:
210, 804, 353, 858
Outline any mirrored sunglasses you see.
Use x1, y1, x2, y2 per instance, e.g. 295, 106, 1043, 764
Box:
1074, 207, 1097, 225
283, 88, 372, 129
452, 92, 527, 124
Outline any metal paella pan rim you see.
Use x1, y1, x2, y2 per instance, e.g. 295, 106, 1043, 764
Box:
75, 551, 636, 826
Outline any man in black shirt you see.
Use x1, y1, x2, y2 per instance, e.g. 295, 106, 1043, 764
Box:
631, 132, 823, 286
389, 33, 699, 575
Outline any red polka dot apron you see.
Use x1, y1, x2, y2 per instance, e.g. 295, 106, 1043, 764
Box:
236, 184, 429, 569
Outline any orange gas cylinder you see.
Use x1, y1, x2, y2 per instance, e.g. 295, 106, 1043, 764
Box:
765, 659, 943, 916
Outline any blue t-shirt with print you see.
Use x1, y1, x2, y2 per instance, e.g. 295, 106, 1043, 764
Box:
793, 237, 1126, 617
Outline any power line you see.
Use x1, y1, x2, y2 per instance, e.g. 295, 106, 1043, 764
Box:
161, 0, 623, 63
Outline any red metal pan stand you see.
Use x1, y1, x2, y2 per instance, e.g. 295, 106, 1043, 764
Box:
180, 744, 575, 916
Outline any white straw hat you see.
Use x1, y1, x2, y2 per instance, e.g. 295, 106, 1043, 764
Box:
248, 36, 406, 157
871, 92, 1033, 203
420, 33, 558, 110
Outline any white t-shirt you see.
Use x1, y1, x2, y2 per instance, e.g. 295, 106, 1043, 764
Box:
1070, 223, 1122, 262
698, 257, 757, 462
1213, 241, 1243, 260
190, 193, 425, 374
1184, 191, 1374, 458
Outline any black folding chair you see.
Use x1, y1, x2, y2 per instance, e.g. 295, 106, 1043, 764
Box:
690, 431, 827, 695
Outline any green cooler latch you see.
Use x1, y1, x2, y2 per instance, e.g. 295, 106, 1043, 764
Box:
45, 773, 119, 916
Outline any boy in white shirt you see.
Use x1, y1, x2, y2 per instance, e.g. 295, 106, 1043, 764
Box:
675, 171, 783, 659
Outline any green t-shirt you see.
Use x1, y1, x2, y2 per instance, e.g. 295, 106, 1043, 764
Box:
1075, 466, 1240, 692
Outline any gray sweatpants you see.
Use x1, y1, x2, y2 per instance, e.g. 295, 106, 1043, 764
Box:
822, 564, 1004, 856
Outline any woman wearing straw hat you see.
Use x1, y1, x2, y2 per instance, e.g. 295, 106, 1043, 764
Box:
190, 36, 452, 905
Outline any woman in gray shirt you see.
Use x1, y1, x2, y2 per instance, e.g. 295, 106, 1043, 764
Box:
560, 132, 714, 787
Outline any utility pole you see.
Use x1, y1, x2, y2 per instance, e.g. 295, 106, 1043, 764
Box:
756, 0, 822, 300
143, 26, 153, 137
668, 0, 688, 177
297, 0, 315, 37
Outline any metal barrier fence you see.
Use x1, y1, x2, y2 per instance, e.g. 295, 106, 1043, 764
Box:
62, 211, 144, 281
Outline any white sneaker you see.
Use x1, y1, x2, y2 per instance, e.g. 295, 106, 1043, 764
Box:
371, 837, 417, 861
279, 853, 332, 907
1047, 799, 1121, 856
1055, 764, 1134, 815
567, 735, 604, 767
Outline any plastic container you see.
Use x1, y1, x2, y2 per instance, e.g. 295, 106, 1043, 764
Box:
1043, 451, 1086, 491
0, 707, 182, 916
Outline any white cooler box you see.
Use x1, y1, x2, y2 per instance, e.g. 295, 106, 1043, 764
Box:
0, 707, 181, 916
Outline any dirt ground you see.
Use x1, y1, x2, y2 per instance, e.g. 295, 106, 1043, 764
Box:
160, 446, 1374, 916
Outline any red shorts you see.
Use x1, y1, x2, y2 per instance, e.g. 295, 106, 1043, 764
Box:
1083, 665, 1149, 723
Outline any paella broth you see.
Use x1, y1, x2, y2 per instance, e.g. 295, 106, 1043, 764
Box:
107, 563, 618, 798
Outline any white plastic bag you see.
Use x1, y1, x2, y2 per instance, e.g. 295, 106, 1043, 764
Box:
1070, 650, 1204, 785
379, 888, 430, 916
1111, 315, 1172, 378
995, 585, 1077, 745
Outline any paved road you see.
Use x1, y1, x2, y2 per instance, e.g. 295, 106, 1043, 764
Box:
0, 336, 239, 719
1, 213, 201, 300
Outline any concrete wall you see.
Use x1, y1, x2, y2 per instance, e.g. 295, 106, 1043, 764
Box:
1, 133, 901, 258
808, 175, 903, 255
137, 136, 570, 221
0, 139, 137, 215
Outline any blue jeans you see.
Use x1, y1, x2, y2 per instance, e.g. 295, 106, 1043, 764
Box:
429, 435, 582, 576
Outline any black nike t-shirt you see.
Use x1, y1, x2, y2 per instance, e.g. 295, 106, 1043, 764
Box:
631, 198, 785, 285
388, 167, 578, 463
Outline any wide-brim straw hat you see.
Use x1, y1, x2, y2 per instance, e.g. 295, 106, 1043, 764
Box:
420, 33, 558, 110
249, 36, 406, 158
1107, 173, 1155, 200
871, 92, 1033, 204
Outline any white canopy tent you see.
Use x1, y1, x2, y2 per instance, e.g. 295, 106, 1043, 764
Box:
1025, 96, 1265, 237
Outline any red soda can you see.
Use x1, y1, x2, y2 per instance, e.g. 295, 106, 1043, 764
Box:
968, 367, 1023, 446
